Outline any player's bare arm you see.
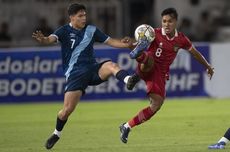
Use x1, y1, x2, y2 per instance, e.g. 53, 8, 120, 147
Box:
189, 47, 214, 79
32, 30, 57, 44
105, 37, 134, 49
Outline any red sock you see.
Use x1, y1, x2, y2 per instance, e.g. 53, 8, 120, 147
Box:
128, 106, 156, 128
136, 52, 148, 64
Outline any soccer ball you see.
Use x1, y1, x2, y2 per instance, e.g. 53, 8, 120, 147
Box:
134, 24, 155, 43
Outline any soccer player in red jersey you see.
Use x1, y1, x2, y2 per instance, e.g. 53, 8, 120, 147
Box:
119, 7, 215, 143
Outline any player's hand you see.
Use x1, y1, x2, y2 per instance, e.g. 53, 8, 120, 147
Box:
121, 37, 136, 49
206, 66, 214, 80
32, 30, 45, 43
121, 36, 131, 43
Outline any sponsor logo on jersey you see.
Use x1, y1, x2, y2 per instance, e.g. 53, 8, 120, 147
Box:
70, 33, 76, 38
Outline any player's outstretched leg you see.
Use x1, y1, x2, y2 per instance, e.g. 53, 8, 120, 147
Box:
119, 123, 131, 143
208, 142, 226, 149
130, 40, 149, 59
127, 73, 140, 90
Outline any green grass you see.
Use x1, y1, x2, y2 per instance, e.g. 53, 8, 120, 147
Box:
0, 98, 229, 152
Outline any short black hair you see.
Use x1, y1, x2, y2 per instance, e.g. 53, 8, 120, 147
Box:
68, 3, 86, 16
161, 8, 178, 20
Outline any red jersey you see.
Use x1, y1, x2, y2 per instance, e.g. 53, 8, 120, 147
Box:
137, 28, 193, 97
147, 28, 193, 77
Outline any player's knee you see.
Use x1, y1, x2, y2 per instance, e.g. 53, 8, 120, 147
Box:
104, 61, 120, 72
140, 64, 151, 72
140, 56, 154, 72
108, 61, 119, 69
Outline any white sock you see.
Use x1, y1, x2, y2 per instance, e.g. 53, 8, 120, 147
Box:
124, 76, 130, 84
218, 137, 229, 144
53, 129, 61, 138
124, 122, 131, 129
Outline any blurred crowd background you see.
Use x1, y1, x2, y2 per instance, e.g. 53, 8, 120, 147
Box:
1, 0, 230, 48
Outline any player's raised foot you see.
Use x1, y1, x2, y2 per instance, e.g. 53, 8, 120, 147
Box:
119, 123, 131, 144
127, 73, 140, 90
208, 141, 226, 149
130, 40, 149, 59
45, 134, 60, 150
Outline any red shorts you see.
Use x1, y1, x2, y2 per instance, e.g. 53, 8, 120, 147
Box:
137, 64, 166, 98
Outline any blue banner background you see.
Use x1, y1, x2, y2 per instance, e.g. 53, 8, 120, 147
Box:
0, 45, 209, 103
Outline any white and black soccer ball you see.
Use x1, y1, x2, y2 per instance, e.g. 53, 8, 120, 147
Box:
134, 24, 155, 43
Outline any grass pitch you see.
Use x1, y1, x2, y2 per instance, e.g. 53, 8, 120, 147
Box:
0, 98, 229, 152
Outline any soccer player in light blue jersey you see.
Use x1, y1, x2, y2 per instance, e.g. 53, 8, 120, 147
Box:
32, 3, 134, 149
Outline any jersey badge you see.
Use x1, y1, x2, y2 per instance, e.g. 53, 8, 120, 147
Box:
159, 42, 163, 48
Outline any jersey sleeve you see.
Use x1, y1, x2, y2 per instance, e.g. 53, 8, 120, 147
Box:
94, 27, 109, 43
181, 34, 193, 51
51, 26, 64, 43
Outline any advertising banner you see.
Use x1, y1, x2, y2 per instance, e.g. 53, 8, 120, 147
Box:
0, 45, 210, 103
0, 48, 64, 102
166, 45, 210, 97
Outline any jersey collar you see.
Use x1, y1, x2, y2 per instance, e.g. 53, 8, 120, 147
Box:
69, 23, 82, 30
69, 23, 73, 27
161, 28, 178, 40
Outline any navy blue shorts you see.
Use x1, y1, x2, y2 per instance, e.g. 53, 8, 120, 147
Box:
64, 60, 110, 94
